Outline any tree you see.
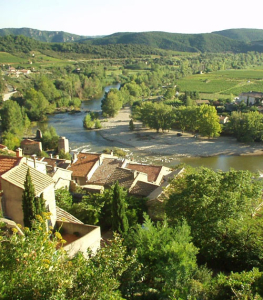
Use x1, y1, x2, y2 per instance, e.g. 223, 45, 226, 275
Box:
125, 214, 210, 299
41, 126, 59, 150
83, 113, 94, 129
111, 182, 129, 235
165, 167, 263, 271
22, 169, 46, 228
24, 88, 50, 121
101, 89, 122, 117
227, 111, 263, 142
129, 119, 134, 131
0, 216, 138, 300
55, 188, 73, 212
198, 105, 222, 138
0, 100, 24, 135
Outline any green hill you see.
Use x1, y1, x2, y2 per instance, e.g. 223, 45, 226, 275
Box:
0, 28, 89, 43
2, 28, 263, 54
82, 31, 247, 53
213, 28, 263, 43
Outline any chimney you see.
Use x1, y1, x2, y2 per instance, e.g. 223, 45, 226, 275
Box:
16, 148, 23, 158
31, 154, 37, 168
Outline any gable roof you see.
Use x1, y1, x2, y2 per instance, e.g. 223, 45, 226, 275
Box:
129, 181, 159, 197
105, 167, 135, 189
56, 206, 83, 224
126, 163, 162, 183
87, 158, 122, 185
1, 163, 54, 195
69, 153, 100, 178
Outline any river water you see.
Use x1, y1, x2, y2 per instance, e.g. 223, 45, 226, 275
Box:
42, 84, 263, 173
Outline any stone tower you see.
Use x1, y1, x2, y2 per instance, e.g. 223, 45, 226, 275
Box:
58, 136, 69, 154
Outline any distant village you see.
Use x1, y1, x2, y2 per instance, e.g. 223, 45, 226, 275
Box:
0, 133, 184, 257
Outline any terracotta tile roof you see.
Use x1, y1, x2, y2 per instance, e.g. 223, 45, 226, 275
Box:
56, 206, 83, 224
69, 153, 100, 178
105, 167, 135, 189
129, 181, 159, 197
87, 158, 122, 185
21, 139, 40, 145
126, 163, 162, 182
1, 163, 54, 195
0, 155, 23, 177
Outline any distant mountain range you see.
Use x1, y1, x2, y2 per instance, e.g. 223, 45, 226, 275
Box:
1, 27, 263, 53
0, 28, 102, 43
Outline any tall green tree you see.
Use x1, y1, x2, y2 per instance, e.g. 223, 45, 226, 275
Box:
0, 100, 24, 134
22, 169, 37, 228
111, 182, 129, 235
22, 169, 46, 228
101, 89, 122, 117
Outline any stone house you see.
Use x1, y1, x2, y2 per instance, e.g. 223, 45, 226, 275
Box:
1, 163, 57, 227
20, 139, 42, 155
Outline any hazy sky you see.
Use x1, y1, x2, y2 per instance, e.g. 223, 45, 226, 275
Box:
1, 0, 262, 36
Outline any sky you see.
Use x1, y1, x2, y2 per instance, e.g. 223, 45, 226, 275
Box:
1, 0, 263, 36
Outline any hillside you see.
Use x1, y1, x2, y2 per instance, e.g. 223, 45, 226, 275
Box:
0, 27, 89, 43
80, 31, 256, 53
213, 28, 263, 43
1, 28, 263, 54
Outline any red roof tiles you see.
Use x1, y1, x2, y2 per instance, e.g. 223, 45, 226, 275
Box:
69, 153, 100, 178
126, 163, 162, 182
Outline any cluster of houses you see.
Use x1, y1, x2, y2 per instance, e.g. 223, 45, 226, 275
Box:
0, 136, 183, 257
3, 66, 32, 78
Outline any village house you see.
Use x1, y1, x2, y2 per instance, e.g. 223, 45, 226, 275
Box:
1, 163, 57, 227
0, 158, 100, 257
70, 150, 174, 199
238, 91, 263, 105
20, 138, 42, 155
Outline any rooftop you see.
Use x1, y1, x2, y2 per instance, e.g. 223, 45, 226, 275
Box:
69, 153, 100, 177
56, 206, 83, 224
129, 180, 159, 197
87, 158, 122, 185
126, 163, 162, 183
21, 139, 41, 145
0, 155, 23, 177
1, 163, 54, 195
105, 167, 135, 189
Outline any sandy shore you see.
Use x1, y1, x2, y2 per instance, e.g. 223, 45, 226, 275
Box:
99, 107, 263, 157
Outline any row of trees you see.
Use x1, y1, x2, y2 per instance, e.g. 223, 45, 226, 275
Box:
133, 102, 222, 137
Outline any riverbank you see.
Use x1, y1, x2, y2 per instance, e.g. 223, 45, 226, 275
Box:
99, 107, 263, 158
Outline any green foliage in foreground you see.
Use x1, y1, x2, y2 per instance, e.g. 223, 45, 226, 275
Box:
165, 167, 263, 272
125, 215, 210, 299
0, 215, 137, 300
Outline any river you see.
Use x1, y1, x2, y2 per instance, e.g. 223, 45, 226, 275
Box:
42, 84, 263, 173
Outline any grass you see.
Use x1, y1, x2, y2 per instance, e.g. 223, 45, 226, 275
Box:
176, 68, 263, 96
0, 52, 27, 63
